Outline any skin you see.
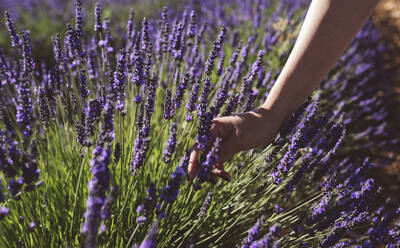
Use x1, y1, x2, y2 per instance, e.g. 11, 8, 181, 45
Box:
188, 0, 381, 182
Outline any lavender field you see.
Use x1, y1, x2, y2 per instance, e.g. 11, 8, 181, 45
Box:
0, 0, 399, 247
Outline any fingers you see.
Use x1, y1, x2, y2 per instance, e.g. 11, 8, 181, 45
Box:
188, 144, 200, 181
188, 117, 234, 183
213, 168, 231, 181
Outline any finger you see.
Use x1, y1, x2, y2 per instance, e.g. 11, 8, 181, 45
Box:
212, 168, 231, 181
188, 144, 200, 181
216, 135, 238, 165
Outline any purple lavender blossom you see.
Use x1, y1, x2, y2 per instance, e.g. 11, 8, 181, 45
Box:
4, 11, 21, 48
211, 79, 230, 117
223, 93, 239, 116
197, 77, 211, 118
238, 50, 265, 106
126, 9, 135, 42
82, 144, 112, 248
204, 25, 226, 76
137, 183, 156, 222
198, 138, 222, 182
199, 192, 213, 218
94, 3, 103, 33
0, 177, 5, 203
159, 7, 170, 54
38, 88, 50, 127
97, 100, 115, 145
16, 74, 33, 139
131, 115, 151, 171
139, 221, 158, 248
163, 123, 177, 163
85, 99, 102, 146
163, 88, 174, 119
113, 142, 121, 164
8, 177, 23, 197
133, 32, 145, 88
171, 21, 184, 60
160, 161, 185, 203
174, 72, 191, 109
186, 82, 200, 121
240, 216, 264, 248
52, 34, 64, 69
0, 206, 9, 220
113, 49, 127, 112
187, 10, 197, 40
78, 69, 89, 100
75, 0, 83, 37
21, 31, 34, 72
249, 224, 281, 248
216, 51, 225, 76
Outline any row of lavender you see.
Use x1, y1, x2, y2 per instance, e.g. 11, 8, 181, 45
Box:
0, 0, 398, 247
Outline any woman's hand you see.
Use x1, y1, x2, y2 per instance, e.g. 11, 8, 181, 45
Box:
188, 107, 284, 183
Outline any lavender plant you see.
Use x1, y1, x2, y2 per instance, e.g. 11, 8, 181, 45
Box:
0, 0, 398, 247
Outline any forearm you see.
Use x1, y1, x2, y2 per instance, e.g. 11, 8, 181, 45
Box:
262, 0, 380, 122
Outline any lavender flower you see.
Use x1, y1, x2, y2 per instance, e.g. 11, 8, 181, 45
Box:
52, 34, 64, 69
113, 142, 121, 164
211, 79, 230, 117
139, 221, 158, 248
82, 144, 112, 248
75, 0, 83, 37
223, 93, 239, 116
204, 25, 226, 76
78, 69, 89, 101
163, 123, 177, 163
113, 49, 127, 112
0, 177, 4, 203
240, 216, 264, 248
186, 82, 200, 121
160, 7, 169, 54
38, 88, 50, 127
126, 9, 135, 41
163, 88, 174, 119
131, 115, 151, 171
199, 192, 213, 218
0, 206, 9, 220
249, 224, 281, 248
8, 177, 23, 197
187, 10, 197, 40
238, 50, 265, 106
22, 31, 34, 72
171, 21, 184, 60
94, 3, 103, 33
133, 33, 145, 89
174, 72, 191, 109
97, 100, 115, 145
160, 161, 185, 203
75, 119, 86, 146
229, 42, 243, 70
16, 74, 33, 139
216, 51, 225, 76
198, 138, 222, 182
137, 183, 156, 222
4, 11, 21, 48
85, 99, 102, 146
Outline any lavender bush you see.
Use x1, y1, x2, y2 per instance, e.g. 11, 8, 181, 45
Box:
0, 0, 398, 247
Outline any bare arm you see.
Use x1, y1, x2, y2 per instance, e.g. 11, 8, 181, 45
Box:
189, 0, 380, 181
263, 0, 381, 122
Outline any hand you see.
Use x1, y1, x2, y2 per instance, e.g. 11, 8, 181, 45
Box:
188, 107, 283, 183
